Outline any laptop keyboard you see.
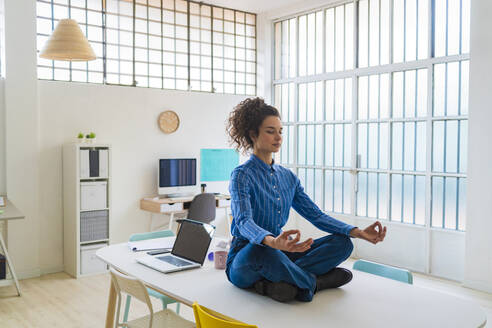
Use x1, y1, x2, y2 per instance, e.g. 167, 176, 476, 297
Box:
157, 255, 193, 267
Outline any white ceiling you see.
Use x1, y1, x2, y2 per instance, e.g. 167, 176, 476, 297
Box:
201, 0, 305, 14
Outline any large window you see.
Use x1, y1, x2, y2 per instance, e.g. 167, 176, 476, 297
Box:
274, 0, 469, 231
36, 0, 256, 95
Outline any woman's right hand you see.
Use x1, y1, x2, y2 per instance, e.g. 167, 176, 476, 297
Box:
262, 230, 313, 252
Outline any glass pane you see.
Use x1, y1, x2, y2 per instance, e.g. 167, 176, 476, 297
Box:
307, 82, 315, 121
403, 122, 415, 171
298, 125, 306, 165
344, 124, 352, 167
326, 80, 335, 120
393, 0, 404, 63
335, 79, 344, 120
369, 0, 380, 66
368, 75, 379, 119
402, 175, 414, 223
433, 121, 445, 172
343, 171, 351, 213
299, 15, 307, 76
326, 8, 335, 73
316, 11, 324, 74
358, 76, 368, 119
334, 124, 343, 167
447, 62, 460, 116
335, 6, 344, 71
459, 120, 468, 173
316, 81, 324, 121
325, 124, 334, 166
325, 170, 334, 211
367, 173, 378, 218
380, 123, 389, 170
434, 64, 446, 116
358, 123, 368, 168
391, 174, 403, 221
416, 122, 426, 171
392, 72, 404, 118
315, 169, 323, 207
405, 0, 417, 62
444, 177, 458, 229
307, 125, 315, 165
345, 3, 354, 70
334, 170, 343, 212
368, 123, 378, 169
315, 125, 324, 166
392, 122, 403, 170
289, 18, 297, 78
381, 0, 390, 65
358, 0, 369, 68
379, 174, 389, 219
404, 70, 416, 118
357, 172, 367, 216
415, 175, 425, 225
445, 120, 459, 173
458, 178, 467, 230
434, 0, 446, 57
432, 177, 444, 227
307, 13, 316, 75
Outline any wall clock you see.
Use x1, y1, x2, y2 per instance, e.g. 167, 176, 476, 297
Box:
158, 110, 180, 134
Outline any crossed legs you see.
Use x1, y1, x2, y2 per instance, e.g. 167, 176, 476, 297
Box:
227, 234, 354, 302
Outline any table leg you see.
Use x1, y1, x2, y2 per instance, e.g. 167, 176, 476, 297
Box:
105, 278, 117, 328
0, 221, 21, 296
168, 212, 175, 232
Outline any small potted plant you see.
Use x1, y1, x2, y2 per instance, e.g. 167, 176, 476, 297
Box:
77, 132, 85, 143
86, 132, 96, 144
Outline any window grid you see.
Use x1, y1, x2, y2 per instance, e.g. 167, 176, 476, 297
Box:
36, 0, 256, 95
274, 0, 469, 232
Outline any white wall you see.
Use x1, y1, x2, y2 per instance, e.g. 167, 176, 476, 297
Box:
37, 81, 246, 273
4, 0, 41, 279
464, 0, 492, 293
0, 79, 5, 194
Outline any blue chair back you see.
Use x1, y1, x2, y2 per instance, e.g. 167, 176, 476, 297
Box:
353, 259, 413, 284
129, 229, 175, 242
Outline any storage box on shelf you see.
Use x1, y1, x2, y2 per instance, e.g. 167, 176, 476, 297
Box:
63, 143, 111, 278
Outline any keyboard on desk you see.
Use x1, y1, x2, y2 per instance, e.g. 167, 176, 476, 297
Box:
156, 255, 193, 267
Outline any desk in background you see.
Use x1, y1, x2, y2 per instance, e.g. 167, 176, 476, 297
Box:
0, 196, 24, 296
140, 194, 231, 232
98, 242, 487, 328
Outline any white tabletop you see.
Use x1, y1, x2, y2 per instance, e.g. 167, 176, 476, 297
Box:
0, 197, 24, 221
97, 242, 487, 328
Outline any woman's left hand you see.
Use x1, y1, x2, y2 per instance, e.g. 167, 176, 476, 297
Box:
350, 221, 387, 244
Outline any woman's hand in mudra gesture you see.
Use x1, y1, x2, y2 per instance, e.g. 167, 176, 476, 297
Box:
350, 221, 387, 244
262, 230, 313, 252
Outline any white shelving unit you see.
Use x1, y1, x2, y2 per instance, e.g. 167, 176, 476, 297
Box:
63, 143, 111, 278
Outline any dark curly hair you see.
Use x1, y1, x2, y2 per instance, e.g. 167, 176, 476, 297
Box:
226, 97, 280, 154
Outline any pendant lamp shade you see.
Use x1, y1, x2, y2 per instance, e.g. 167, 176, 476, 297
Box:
39, 19, 96, 61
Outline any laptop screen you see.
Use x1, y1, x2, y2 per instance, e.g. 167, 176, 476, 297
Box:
172, 220, 215, 265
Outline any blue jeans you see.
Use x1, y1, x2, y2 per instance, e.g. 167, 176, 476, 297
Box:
226, 234, 354, 302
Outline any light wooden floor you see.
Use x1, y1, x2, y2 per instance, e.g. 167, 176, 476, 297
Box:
0, 263, 491, 327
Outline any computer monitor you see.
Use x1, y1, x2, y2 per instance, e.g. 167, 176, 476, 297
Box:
158, 158, 198, 197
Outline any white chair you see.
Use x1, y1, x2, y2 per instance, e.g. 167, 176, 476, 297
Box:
109, 268, 195, 328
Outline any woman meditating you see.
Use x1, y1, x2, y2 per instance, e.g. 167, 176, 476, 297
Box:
225, 97, 387, 302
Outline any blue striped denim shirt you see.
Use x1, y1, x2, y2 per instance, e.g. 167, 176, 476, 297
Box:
229, 154, 355, 245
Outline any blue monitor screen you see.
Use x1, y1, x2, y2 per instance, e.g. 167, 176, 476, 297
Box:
159, 159, 196, 187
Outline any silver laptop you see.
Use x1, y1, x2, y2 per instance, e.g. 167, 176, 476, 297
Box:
137, 219, 215, 274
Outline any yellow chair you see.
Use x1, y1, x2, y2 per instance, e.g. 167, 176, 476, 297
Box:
192, 302, 258, 328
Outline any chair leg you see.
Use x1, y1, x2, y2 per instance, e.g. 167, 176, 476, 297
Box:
161, 299, 168, 310
123, 294, 132, 323
176, 302, 180, 314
